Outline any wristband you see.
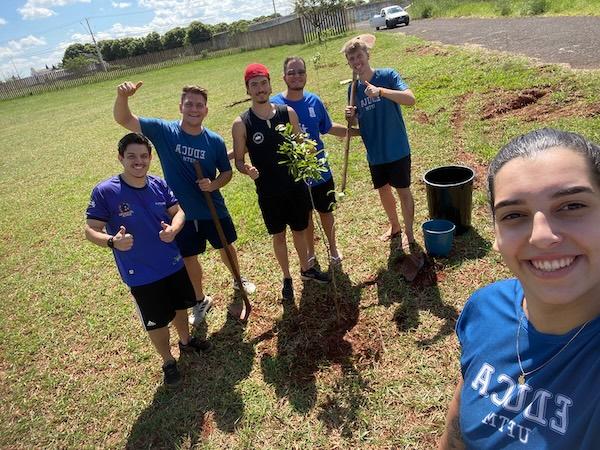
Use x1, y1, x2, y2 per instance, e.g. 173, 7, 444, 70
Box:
107, 236, 115, 249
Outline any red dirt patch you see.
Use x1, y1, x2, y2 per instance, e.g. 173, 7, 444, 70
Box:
414, 109, 432, 125
480, 87, 600, 122
405, 44, 449, 57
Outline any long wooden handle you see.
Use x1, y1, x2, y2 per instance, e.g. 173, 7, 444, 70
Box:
193, 161, 251, 321
341, 71, 358, 193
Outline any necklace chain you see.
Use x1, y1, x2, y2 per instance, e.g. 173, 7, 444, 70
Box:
516, 314, 590, 385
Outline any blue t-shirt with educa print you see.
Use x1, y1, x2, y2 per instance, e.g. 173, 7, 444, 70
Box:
140, 118, 232, 220
86, 175, 184, 287
456, 279, 600, 449
350, 68, 411, 166
271, 91, 333, 186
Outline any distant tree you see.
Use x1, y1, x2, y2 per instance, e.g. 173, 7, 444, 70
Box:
127, 38, 147, 57
294, 0, 345, 43
186, 21, 212, 45
62, 43, 96, 66
162, 27, 186, 49
144, 32, 163, 53
63, 55, 93, 73
211, 22, 229, 34
228, 19, 250, 35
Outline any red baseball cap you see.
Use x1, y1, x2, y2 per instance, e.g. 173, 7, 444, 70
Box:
244, 63, 270, 83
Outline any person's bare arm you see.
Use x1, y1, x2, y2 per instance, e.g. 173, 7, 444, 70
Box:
287, 107, 302, 135
159, 204, 185, 243
197, 170, 233, 192
113, 81, 143, 133
364, 80, 415, 106
439, 378, 466, 450
232, 117, 259, 179
327, 122, 360, 138
85, 219, 133, 251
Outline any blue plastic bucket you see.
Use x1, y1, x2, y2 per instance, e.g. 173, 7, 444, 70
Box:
422, 219, 456, 257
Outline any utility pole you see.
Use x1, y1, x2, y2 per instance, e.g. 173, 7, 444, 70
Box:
85, 17, 108, 72
272, 0, 277, 15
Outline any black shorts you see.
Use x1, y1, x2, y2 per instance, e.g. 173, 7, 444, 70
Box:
369, 155, 411, 189
258, 184, 311, 234
175, 217, 237, 257
309, 177, 336, 213
130, 267, 196, 331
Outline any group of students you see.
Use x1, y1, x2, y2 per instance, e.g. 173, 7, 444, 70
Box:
84, 35, 600, 448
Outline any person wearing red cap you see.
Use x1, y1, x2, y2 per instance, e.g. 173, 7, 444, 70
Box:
232, 63, 331, 302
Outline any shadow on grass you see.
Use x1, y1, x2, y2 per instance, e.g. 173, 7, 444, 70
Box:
260, 267, 370, 437
373, 227, 490, 346
126, 315, 255, 448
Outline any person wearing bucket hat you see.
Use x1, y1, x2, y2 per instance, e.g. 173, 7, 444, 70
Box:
439, 128, 600, 449
232, 62, 331, 302
113, 81, 256, 327
342, 35, 417, 248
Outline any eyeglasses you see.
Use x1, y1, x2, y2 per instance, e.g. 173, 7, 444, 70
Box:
285, 69, 306, 76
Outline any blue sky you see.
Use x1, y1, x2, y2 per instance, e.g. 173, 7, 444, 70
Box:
0, 0, 293, 80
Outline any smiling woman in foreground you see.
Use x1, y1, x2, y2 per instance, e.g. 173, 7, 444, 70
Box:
439, 128, 600, 449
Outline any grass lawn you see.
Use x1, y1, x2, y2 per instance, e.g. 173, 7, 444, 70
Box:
409, 0, 600, 18
1, 32, 599, 448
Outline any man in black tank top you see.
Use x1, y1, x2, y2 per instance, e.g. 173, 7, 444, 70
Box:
232, 63, 330, 301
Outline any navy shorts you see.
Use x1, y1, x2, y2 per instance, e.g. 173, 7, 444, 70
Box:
175, 217, 237, 257
130, 267, 196, 331
369, 155, 411, 189
309, 177, 336, 213
258, 184, 311, 234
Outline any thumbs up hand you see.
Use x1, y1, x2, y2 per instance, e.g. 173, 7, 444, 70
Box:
113, 225, 134, 251
158, 221, 176, 243
363, 80, 382, 99
117, 81, 143, 97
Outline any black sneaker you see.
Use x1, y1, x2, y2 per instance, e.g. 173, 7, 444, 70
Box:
282, 278, 294, 301
300, 267, 331, 284
162, 360, 181, 387
179, 336, 213, 354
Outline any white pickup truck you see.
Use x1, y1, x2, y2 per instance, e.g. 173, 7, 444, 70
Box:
370, 5, 410, 30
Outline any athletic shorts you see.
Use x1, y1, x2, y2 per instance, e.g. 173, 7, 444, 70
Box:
130, 267, 196, 331
175, 217, 237, 257
258, 184, 311, 234
369, 155, 411, 189
309, 177, 336, 213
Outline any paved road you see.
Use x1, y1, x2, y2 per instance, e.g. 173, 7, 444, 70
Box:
369, 16, 600, 69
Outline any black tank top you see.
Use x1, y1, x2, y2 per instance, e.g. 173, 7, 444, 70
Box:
240, 104, 300, 197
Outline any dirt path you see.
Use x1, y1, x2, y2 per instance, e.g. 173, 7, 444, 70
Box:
373, 16, 600, 69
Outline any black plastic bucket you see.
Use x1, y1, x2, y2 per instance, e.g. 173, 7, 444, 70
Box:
423, 165, 475, 235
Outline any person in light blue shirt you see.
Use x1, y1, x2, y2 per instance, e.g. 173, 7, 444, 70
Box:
439, 128, 600, 449
113, 81, 256, 326
271, 56, 359, 267
343, 37, 416, 247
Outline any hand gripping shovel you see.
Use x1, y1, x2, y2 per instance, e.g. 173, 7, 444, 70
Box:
193, 161, 251, 322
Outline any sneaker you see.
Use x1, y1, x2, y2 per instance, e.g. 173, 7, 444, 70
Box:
179, 336, 213, 354
233, 276, 256, 295
162, 360, 181, 387
188, 296, 213, 327
300, 267, 331, 284
307, 255, 317, 269
282, 277, 294, 301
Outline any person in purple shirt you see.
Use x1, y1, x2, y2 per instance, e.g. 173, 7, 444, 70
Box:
85, 133, 212, 387
113, 81, 256, 326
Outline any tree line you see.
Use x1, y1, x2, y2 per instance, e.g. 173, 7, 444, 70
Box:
61, 14, 281, 70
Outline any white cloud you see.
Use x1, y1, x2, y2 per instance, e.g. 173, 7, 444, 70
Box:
0, 35, 47, 59
0, 18, 7, 26
18, 0, 91, 20
112, 2, 131, 8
